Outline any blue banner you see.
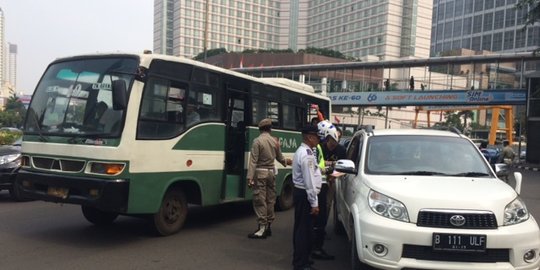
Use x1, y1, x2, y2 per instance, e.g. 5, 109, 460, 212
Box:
328, 89, 527, 106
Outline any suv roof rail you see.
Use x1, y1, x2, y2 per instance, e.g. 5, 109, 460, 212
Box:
421, 125, 465, 137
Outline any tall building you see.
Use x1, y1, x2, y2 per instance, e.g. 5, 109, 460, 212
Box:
153, 0, 433, 60
7, 43, 16, 90
431, 0, 540, 56
153, 0, 283, 57
306, 0, 432, 59
0, 7, 5, 91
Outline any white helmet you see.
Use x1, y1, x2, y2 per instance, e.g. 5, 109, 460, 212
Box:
317, 120, 338, 142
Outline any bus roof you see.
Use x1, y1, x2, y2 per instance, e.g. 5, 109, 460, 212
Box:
52, 52, 328, 101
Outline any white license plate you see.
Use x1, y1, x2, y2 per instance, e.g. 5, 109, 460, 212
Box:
432, 233, 486, 252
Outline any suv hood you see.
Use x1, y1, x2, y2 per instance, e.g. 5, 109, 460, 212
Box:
365, 175, 518, 224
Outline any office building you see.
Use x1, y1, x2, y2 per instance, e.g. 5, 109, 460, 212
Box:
431, 0, 540, 56
0, 7, 5, 93
153, 0, 282, 57
306, 0, 432, 60
153, 0, 433, 60
6, 43, 16, 90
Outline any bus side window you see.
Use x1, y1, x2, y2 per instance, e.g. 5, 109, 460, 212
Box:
137, 77, 187, 139
282, 104, 298, 130
188, 88, 220, 123
252, 98, 280, 127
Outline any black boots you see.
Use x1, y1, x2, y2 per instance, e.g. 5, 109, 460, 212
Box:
265, 223, 272, 237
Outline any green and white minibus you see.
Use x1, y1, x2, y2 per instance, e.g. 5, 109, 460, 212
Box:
17, 52, 330, 235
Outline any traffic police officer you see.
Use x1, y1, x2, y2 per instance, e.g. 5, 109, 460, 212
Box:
247, 118, 291, 239
292, 125, 322, 270
312, 120, 342, 260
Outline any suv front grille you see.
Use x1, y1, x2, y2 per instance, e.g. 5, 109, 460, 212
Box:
32, 157, 86, 172
417, 210, 497, 229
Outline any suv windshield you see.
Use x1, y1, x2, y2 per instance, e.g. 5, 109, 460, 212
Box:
365, 135, 492, 176
24, 57, 138, 137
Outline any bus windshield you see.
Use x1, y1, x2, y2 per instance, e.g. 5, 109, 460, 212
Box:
24, 57, 138, 137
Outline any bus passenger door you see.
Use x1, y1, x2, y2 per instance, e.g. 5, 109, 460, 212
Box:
223, 90, 248, 200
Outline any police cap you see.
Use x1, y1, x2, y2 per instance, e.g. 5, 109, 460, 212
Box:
301, 125, 319, 135
258, 118, 272, 128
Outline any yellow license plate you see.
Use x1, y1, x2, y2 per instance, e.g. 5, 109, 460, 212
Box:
47, 187, 69, 199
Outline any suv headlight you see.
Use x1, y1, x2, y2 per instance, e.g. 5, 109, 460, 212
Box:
0, 153, 21, 165
368, 190, 409, 222
504, 197, 529, 226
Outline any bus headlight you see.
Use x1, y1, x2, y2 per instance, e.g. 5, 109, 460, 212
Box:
0, 153, 21, 165
88, 162, 125, 175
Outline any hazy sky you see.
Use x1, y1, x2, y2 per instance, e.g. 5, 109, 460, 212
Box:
0, 0, 154, 95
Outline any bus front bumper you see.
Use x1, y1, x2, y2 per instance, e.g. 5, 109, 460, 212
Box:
16, 169, 129, 213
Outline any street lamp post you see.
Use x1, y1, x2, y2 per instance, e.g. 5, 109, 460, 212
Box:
203, 0, 209, 61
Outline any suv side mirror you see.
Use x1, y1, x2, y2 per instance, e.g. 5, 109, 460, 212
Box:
334, 159, 357, 175
493, 163, 508, 179
112, 80, 127, 110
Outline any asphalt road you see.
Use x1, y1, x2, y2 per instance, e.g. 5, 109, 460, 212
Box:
0, 168, 538, 270
0, 193, 350, 270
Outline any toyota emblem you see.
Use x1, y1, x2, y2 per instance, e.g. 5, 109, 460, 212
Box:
449, 215, 466, 227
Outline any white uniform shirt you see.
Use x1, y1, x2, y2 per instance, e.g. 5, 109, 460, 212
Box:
292, 142, 323, 207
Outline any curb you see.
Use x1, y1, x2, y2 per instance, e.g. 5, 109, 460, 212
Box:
514, 165, 540, 172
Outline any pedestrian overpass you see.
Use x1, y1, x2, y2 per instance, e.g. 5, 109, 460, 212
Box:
235, 52, 540, 150
327, 89, 526, 107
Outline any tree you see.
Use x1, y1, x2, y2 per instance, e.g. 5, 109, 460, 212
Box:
435, 112, 464, 131
193, 48, 228, 61
242, 48, 294, 54
517, 0, 540, 27
299, 47, 350, 60
457, 110, 474, 130
0, 92, 26, 128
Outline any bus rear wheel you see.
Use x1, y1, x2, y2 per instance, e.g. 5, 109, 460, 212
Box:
81, 206, 119, 226
152, 188, 188, 236
276, 177, 294, 211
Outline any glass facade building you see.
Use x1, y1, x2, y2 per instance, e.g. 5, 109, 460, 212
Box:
431, 0, 540, 56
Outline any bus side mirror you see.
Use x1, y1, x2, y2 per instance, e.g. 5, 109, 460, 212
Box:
112, 80, 127, 110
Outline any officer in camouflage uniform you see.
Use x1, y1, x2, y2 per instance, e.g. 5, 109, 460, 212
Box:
247, 118, 291, 239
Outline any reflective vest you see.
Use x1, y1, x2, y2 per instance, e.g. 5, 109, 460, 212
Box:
316, 144, 327, 183
316, 144, 325, 170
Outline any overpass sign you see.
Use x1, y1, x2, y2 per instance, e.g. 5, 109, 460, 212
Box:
328, 89, 526, 106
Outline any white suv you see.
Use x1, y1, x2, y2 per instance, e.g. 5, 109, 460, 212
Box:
333, 128, 540, 270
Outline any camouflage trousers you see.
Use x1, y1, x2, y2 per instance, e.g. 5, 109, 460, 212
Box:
252, 169, 276, 226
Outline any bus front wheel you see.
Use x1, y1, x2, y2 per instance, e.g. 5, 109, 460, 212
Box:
276, 177, 294, 211
81, 206, 119, 226
9, 179, 33, 202
152, 188, 188, 236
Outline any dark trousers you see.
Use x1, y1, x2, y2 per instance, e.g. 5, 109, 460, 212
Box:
293, 187, 313, 269
313, 183, 328, 250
